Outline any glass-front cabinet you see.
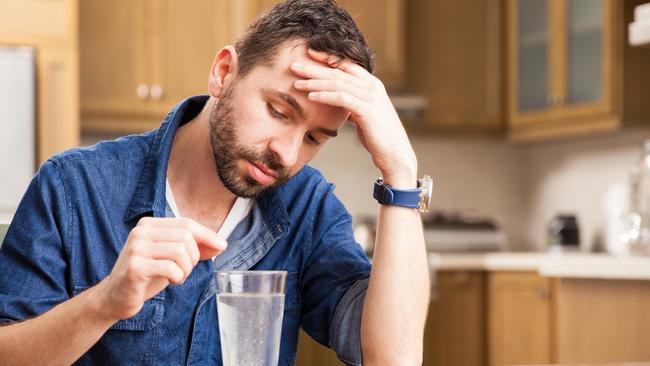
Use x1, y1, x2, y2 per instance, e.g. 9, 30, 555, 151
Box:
508, 0, 617, 141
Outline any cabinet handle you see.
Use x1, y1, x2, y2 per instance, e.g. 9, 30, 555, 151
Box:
136, 83, 149, 100
150, 84, 164, 101
546, 95, 567, 107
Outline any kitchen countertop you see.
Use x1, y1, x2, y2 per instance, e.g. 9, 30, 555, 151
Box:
428, 252, 650, 280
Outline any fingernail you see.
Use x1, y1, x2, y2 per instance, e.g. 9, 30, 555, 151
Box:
292, 62, 304, 70
308, 92, 317, 100
295, 80, 306, 87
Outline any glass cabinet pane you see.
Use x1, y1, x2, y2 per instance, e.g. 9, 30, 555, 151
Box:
567, 0, 603, 106
518, 0, 549, 112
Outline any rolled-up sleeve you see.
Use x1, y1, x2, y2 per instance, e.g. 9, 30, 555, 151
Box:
0, 160, 70, 324
300, 184, 371, 365
329, 277, 369, 365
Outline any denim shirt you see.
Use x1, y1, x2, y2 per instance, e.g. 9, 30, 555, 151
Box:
0, 96, 371, 365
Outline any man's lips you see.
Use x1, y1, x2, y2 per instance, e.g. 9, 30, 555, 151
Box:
247, 161, 278, 185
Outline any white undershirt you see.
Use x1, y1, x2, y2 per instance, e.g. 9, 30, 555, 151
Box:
165, 179, 253, 259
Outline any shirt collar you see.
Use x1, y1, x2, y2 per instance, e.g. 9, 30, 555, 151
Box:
123, 95, 290, 240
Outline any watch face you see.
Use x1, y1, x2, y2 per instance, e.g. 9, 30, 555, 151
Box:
418, 175, 433, 213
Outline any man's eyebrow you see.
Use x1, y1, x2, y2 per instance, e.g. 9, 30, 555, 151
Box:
264, 88, 308, 120
316, 127, 338, 138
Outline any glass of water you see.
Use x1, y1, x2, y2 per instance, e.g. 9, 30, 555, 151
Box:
215, 270, 287, 366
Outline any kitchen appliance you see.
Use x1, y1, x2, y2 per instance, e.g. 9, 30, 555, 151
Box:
353, 211, 506, 257
422, 212, 506, 252
0, 45, 35, 222
547, 214, 580, 252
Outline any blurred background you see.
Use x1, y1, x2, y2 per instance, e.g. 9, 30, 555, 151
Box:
2, 0, 650, 365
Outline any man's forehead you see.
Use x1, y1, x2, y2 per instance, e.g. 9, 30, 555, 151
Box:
269, 40, 322, 70
244, 40, 350, 128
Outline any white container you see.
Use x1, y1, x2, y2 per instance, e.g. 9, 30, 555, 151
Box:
604, 183, 630, 255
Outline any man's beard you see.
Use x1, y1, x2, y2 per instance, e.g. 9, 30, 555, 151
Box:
209, 85, 290, 198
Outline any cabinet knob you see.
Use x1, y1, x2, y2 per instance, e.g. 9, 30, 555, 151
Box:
150, 84, 164, 101
136, 83, 149, 100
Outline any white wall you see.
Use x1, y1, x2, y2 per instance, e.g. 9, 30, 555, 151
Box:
522, 128, 650, 251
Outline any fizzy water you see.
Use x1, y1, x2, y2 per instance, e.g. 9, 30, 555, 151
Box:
217, 293, 285, 366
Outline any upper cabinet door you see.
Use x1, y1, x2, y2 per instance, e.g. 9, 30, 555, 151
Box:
508, 0, 616, 141
80, 0, 148, 117
516, 0, 550, 113
148, 0, 239, 116
404, 0, 503, 131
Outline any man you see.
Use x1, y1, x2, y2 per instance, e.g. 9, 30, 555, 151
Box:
0, 0, 429, 365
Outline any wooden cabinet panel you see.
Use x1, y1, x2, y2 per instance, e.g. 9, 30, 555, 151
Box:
81, 0, 248, 133
554, 278, 650, 363
424, 271, 486, 366
488, 272, 551, 366
150, 0, 236, 116
80, 0, 147, 118
405, 0, 503, 132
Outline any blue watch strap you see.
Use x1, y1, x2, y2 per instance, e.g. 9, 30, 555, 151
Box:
373, 179, 421, 209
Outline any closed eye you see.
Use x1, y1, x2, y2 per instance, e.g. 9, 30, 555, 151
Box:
267, 103, 287, 120
305, 132, 321, 145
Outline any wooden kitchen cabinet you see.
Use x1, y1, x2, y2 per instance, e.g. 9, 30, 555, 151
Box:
80, 0, 244, 133
404, 0, 504, 132
80, 0, 405, 134
507, 0, 650, 142
424, 271, 486, 366
553, 278, 650, 363
488, 272, 552, 366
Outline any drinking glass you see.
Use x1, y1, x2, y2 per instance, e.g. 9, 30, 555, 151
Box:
215, 270, 287, 366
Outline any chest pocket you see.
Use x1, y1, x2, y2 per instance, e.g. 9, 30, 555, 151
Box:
72, 285, 165, 330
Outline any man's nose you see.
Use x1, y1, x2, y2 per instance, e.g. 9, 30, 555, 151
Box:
269, 131, 302, 168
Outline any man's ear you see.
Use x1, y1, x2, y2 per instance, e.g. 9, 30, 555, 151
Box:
208, 45, 239, 98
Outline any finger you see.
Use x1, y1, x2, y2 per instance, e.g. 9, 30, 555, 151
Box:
131, 227, 200, 265
307, 91, 367, 116
307, 48, 370, 78
146, 242, 194, 281
141, 258, 185, 285
294, 79, 372, 102
290, 62, 356, 85
137, 217, 227, 251
198, 245, 224, 261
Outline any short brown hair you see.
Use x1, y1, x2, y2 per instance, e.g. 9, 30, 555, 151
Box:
234, 0, 374, 77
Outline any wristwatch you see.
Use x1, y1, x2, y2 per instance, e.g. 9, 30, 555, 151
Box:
373, 175, 433, 212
